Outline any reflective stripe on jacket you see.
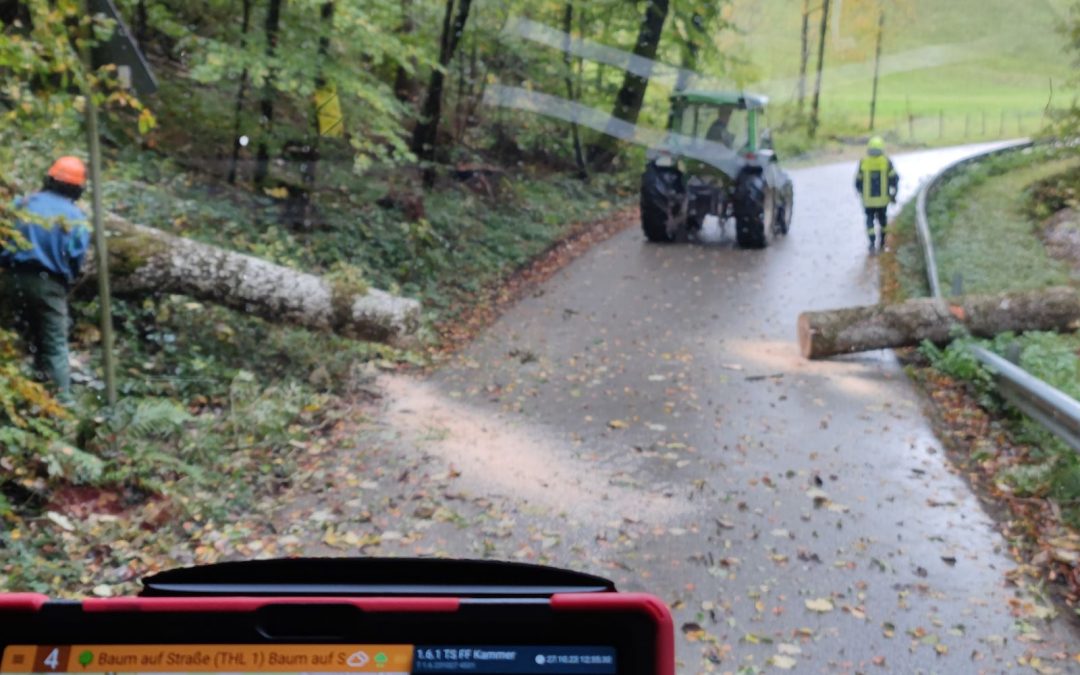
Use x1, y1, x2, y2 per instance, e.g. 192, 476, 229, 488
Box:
855, 155, 898, 209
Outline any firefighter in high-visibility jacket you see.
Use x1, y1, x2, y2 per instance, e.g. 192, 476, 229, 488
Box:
855, 136, 899, 252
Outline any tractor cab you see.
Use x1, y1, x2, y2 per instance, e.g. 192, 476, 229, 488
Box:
666, 91, 771, 162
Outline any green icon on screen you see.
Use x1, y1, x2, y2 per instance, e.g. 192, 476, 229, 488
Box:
374, 653, 387, 667
78, 652, 93, 668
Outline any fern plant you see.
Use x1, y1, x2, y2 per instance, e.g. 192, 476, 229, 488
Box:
41, 442, 105, 484
83, 397, 200, 492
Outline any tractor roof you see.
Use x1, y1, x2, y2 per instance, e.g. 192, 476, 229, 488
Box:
672, 90, 768, 109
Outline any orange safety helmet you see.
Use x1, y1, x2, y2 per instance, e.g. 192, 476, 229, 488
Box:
47, 156, 87, 187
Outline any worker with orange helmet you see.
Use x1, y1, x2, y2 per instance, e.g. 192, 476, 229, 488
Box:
1, 156, 91, 400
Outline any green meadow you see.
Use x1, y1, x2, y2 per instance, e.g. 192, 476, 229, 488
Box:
719, 0, 1075, 140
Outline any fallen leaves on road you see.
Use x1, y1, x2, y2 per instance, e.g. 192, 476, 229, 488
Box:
770, 654, 797, 670
906, 360, 1080, 608
804, 597, 834, 613
431, 208, 637, 354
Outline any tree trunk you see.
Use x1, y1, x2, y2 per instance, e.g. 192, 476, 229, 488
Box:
675, 7, 703, 91
808, 0, 830, 139
452, 37, 486, 147
797, 0, 810, 115
313, 0, 334, 95
226, 0, 254, 185
134, 0, 148, 45
392, 0, 417, 103
454, 37, 466, 136
411, 0, 473, 187
288, 0, 335, 229
84, 215, 421, 345
0, 1, 30, 27
254, 0, 283, 189
452, 35, 480, 144
586, 0, 670, 171
797, 287, 1080, 360
562, 1, 586, 179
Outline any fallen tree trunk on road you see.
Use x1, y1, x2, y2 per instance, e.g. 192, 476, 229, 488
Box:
81, 215, 420, 345
798, 287, 1080, 359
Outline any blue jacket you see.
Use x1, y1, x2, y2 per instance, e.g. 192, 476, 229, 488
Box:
1, 191, 90, 285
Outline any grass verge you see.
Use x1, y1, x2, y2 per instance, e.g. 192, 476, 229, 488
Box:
926, 148, 1078, 295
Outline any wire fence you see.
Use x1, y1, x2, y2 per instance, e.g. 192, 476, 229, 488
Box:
875, 109, 1050, 142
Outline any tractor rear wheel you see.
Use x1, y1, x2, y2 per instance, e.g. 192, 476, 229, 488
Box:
641, 165, 684, 243
734, 174, 775, 249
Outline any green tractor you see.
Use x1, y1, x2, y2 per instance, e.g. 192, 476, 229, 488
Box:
641, 91, 794, 247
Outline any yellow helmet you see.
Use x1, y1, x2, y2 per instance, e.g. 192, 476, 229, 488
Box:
868, 136, 885, 152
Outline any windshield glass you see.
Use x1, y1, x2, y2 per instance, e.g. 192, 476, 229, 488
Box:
4, 0, 1080, 671
674, 104, 700, 138
701, 107, 749, 150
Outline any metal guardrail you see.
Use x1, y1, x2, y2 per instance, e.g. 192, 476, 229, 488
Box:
914, 140, 1080, 453
912, 182, 943, 298
969, 347, 1080, 452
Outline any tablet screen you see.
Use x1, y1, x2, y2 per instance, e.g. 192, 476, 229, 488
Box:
0, 645, 617, 675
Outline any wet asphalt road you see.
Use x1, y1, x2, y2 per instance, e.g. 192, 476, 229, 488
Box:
384, 142, 1079, 673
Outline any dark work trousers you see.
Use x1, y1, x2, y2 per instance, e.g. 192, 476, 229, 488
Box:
2, 268, 72, 395
865, 207, 888, 246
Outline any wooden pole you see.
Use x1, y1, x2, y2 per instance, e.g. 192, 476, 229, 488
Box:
868, 9, 884, 131
808, 0, 830, 138
81, 5, 117, 406
85, 96, 116, 406
797, 0, 811, 115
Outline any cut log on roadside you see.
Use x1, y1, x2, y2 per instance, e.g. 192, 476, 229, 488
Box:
798, 286, 1080, 359
81, 215, 420, 345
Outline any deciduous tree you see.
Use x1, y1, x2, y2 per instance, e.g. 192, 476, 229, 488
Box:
411, 0, 473, 187
587, 0, 670, 170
